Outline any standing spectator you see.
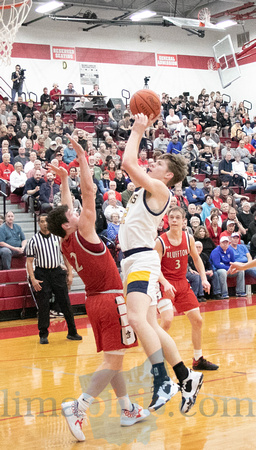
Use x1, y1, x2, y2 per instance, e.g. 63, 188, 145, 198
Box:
26, 214, 82, 344
11, 64, 24, 102
210, 236, 245, 298
0, 211, 26, 270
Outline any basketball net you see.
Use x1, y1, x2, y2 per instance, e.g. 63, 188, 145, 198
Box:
0, 0, 32, 65
198, 7, 211, 28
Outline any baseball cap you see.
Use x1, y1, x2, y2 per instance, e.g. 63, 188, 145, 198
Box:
187, 134, 193, 140
204, 178, 211, 183
220, 236, 229, 243
50, 141, 57, 146
56, 112, 61, 117
182, 115, 188, 119
97, 116, 104, 121
227, 220, 235, 226
231, 232, 240, 237
190, 177, 197, 182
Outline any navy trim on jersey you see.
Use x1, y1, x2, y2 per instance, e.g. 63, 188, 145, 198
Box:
157, 236, 165, 256
143, 190, 171, 217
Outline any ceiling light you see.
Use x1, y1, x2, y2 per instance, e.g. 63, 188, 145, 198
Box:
130, 10, 156, 22
36, 1, 64, 14
216, 19, 237, 29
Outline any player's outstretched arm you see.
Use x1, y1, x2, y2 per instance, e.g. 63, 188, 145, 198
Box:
230, 260, 254, 273
122, 114, 168, 197
48, 164, 72, 211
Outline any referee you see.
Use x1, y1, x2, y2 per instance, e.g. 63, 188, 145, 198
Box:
26, 213, 82, 344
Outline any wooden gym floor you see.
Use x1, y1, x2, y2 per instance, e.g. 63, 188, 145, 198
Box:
0, 296, 256, 450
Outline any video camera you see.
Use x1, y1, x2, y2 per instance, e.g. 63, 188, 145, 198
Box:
19, 68, 26, 80
144, 76, 150, 86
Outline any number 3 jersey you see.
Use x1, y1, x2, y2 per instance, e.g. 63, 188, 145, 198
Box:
158, 231, 190, 281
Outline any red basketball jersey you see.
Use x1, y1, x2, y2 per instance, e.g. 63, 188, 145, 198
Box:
61, 231, 123, 296
158, 231, 190, 281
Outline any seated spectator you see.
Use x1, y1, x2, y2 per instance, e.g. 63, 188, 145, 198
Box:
0, 142, 15, 165
165, 108, 180, 131
220, 178, 249, 205
40, 87, 51, 109
174, 184, 189, 211
166, 134, 182, 154
221, 140, 235, 159
108, 103, 123, 130
0, 211, 26, 270
26, 159, 47, 179
186, 265, 206, 303
114, 169, 126, 193
186, 202, 202, 224
242, 120, 254, 138
202, 132, 219, 159
107, 212, 120, 241
201, 194, 214, 223
181, 143, 198, 175
206, 210, 221, 243
190, 216, 201, 234
106, 159, 117, 181
0, 124, 20, 152
222, 206, 246, 237
121, 181, 135, 208
24, 151, 38, 175
202, 178, 213, 196
199, 145, 214, 174
193, 225, 216, 258
63, 141, 76, 164
50, 83, 61, 103
104, 193, 125, 222
68, 167, 80, 197
22, 170, 45, 212
45, 141, 58, 162
234, 139, 251, 165
137, 150, 148, 168
185, 177, 205, 205
14, 147, 29, 168
210, 236, 245, 298
232, 154, 247, 188
247, 212, 256, 242
0, 153, 14, 194
189, 241, 221, 299
212, 187, 223, 209
237, 201, 253, 235
219, 152, 233, 184
219, 111, 231, 137
39, 171, 59, 213
99, 170, 110, 194
103, 181, 122, 202
93, 183, 107, 235
118, 112, 132, 140
175, 115, 189, 138
231, 120, 245, 142
220, 220, 240, 243
154, 120, 170, 139
230, 233, 256, 281
9, 162, 27, 196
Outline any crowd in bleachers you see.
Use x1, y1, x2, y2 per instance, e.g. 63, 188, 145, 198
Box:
1, 86, 256, 299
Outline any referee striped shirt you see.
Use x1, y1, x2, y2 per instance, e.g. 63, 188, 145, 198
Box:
26, 232, 62, 269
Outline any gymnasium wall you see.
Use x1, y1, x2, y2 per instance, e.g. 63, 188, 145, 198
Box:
1, 17, 256, 112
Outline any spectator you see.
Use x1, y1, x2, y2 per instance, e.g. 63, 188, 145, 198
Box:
114, 169, 126, 193
68, 167, 80, 198
14, 147, 29, 168
186, 203, 202, 224
107, 212, 120, 241
45, 141, 58, 162
190, 216, 201, 233
220, 220, 239, 243
50, 83, 61, 103
165, 108, 180, 131
193, 225, 216, 258
218, 152, 233, 184
39, 171, 59, 213
174, 184, 189, 211
234, 139, 251, 165
22, 170, 45, 212
106, 160, 117, 181
210, 235, 245, 298
185, 177, 205, 205
64, 141, 77, 164
0, 211, 26, 270
166, 135, 182, 154
103, 181, 122, 202
189, 241, 221, 299
222, 206, 246, 237
202, 178, 213, 196
247, 212, 256, 242
230, 233, 256, 282
9, 162, 27, 196
221, 140, 235, 159
0, 153, 14, 193
104, 193, 125, 222
137, 150, 148, 168
206, 213, 222, 246
237, 201, 254, 233
212, 187, 223, 209
109, 103, 123, 130
24, 151, 38, 174
121, 181, 135, 207
153, 131, 169, 153
27, 159, 47, 179
200, 194, 214, 223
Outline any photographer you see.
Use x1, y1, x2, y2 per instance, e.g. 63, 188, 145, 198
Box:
11, 65, 25, 102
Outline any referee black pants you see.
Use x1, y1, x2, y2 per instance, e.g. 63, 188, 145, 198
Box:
34, 266, 77, 338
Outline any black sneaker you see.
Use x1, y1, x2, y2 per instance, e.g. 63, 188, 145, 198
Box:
67, 333, 82, 341
213, 294, 222, 300
193, 356, 219, 371
40, 337, 49, 344
197, 296, 206, 303
148, 376, 179, 412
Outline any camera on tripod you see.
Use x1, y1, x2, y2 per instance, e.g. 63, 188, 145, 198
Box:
144, 76, 150, 86
19, 68, 26, 80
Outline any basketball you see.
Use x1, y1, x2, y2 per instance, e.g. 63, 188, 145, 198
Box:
130, 89, 161, 120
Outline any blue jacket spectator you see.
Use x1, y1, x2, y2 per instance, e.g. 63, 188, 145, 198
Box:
63, 143, 76, 164
185, 178, 205, 205
210, 242, 235, 271
166, 138, 182, 154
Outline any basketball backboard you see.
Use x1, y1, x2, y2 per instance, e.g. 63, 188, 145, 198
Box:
212, 34, 241, 88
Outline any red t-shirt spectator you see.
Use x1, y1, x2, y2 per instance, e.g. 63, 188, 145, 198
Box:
0, 162, 14, 181
103, 191, 122, 202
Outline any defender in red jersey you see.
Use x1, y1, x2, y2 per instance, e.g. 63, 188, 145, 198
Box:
155, 206, 219, 371
46, 136, 149, 442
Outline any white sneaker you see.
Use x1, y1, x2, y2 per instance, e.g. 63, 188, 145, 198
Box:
61, 401, 87, 441
180, 369, 203, 414
120, 403, 150, 426
148, 377, 179, 412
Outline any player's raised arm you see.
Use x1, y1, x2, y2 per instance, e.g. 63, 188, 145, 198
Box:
48, 164, 72, 211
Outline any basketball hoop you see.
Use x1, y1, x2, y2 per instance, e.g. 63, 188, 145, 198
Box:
0, 0, 32, 65
207, 58, 220, 71
198, 7, 211, 27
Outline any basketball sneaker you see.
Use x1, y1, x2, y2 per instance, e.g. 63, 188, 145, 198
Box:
179, 369, 203, 414
148, 376, 179, 412
193, 356, 219, 371
61, 401, 87, 441
120, 403, 150, 426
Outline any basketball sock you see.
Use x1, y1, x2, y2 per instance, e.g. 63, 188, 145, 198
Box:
77, 393, 94, 412
152, 362, 168, 382
118, 394, 132, 411
194, 350, 203, 361
173, 362, 189, 383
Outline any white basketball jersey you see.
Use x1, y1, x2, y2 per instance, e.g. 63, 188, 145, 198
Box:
118, 188, 171, 252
